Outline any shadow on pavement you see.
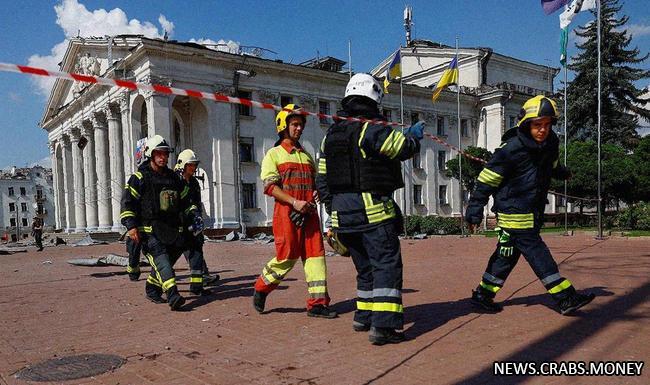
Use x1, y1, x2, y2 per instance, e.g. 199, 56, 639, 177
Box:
451, 283, 647, 385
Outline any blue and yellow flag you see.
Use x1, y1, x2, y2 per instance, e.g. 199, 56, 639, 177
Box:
383, 50, 401, 93
431, 56, 459, 103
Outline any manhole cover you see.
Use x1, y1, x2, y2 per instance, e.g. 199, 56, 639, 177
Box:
15, 354, 124, 382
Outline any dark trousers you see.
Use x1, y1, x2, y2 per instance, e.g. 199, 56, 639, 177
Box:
182, 233, 207, 292
126, 237, 142, 275
338, 221, 404, 329
33, 231, 43, 250
142, 234, 184, 295
478, 229, 575, 302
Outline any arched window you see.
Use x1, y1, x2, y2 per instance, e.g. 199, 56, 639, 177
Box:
140, 102, 148, 138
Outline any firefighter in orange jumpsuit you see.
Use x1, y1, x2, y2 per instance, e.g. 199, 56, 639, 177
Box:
252, 104, 337, 318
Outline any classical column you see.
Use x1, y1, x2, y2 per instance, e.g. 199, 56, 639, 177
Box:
60, 134, 75, 232
82, 120, 98, 231
48, 140, 61, 230
149, 93, 172, 143
93, 112, 113, 231
69, 127, 87, 232
119, 92, 134, 175
106, 103, 125, 231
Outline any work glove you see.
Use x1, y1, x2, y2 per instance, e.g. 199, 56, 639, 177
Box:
405, 121, 425, 140
189, 216, 204, 236
289, 210, 305, 227
496, 227, 515, 258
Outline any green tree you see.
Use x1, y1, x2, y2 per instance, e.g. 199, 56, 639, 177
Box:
552, 141, 636, 212
631, 135, 650, 202
566, 0, 650, 150
445, 146, 493, 192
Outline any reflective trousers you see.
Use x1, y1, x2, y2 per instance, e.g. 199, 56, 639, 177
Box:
478, 228, 575, 302
254, 208, 329, 310
182, 233, 207, 292
338, 221, 403, 330
142, 234, 184, 295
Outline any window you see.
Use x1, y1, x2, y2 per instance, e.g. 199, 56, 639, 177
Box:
10, 218, 16, 227
410, 112, 420, 125
237, 90, 252, 116
37, 203, 44, 215
280, 95, 293, 108
439, 185, 448, 205
20, 187, 26, 196
242, 183, 257, 209
319, 100, 331, 125
412, 151, 421, 169
21, 202, 27, 212
9, 202, 15, 212
438, 151, 446, 171
556, 195, 566, 208
413, 185, 423, 205
437, 116, 446, 136
22, 218, 28, 227
509, 116, 516, 129
461, 119, 469, 137
8, 187, 14, 196
239, 137, 254, 163
140, 102, 149, 138
382, 108, 393, 122
36, 188, 43, 200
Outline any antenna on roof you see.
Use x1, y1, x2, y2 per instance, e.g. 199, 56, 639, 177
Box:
404, 5, 413, 47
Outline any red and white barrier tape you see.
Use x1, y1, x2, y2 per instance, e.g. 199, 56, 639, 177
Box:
0, 62, 595, 202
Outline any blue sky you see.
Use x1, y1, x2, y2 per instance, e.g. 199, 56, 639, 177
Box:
0, 0, 648, 168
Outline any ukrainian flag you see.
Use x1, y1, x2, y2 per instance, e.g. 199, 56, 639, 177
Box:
431, 56, 459, 103
383, 50, 401, 93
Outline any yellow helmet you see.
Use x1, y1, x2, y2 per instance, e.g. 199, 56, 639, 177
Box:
517, 95, 559, 128
174, 149, 199, 171
275, 104, 306, 134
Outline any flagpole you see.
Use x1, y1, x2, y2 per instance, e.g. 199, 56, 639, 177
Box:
348, 39, 352, 78
597, 0, 603, 239
456, 37, 464, 237
400, 70, 407, 219
564, 60, 569, 235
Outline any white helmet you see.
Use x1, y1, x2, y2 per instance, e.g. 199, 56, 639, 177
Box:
343, 73, 383, 105
144, 135, 172, 157
175, 149, 200, 171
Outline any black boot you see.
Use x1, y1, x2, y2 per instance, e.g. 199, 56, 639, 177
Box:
145, 282, 165, 304
166, 286, 185, 311
353, 321, 370, 332
558, 292, 595, 315
203, 273, 220, 286
307, 305, 338, 319
128, 272, 141, 282
369, 327, 406, 346
471, 289, 503, 312
253, 290, 268, 313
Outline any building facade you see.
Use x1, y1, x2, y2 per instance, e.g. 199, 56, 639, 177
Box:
0, 166, 55, 241
42, 36, 563, 233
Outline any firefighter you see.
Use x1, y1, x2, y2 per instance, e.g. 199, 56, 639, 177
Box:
465, 95, 595, 315
316, 73, 423, 345
174, 149, 218, 295
252, 104, 337, 319
120, 135, 202, 310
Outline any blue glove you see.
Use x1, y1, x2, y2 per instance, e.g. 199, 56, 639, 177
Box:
189, 216, 204, 235
405, 121, 425, 140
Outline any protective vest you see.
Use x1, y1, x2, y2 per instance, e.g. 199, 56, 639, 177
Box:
324, 121, 403, 195
140, 166, 182, 227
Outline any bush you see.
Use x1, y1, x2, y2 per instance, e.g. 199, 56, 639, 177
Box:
403, 215, 421, 235
405, 215, 462, 235
613, 202, 650, 230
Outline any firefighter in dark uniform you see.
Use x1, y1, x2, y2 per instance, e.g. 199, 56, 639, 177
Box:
174, 149, 218, 295
120, 135, 202, 310
316, 73, 424, 345
465, 95, 595, 315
